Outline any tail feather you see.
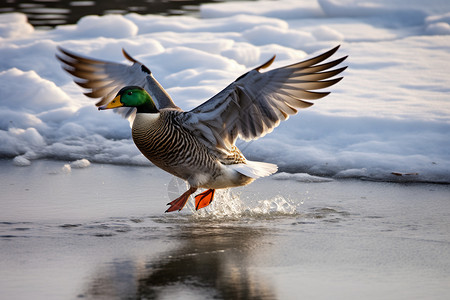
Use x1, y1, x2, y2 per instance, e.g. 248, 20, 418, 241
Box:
232, 160, 278, 179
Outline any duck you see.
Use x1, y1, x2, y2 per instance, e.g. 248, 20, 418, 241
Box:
56, 46, 347, 212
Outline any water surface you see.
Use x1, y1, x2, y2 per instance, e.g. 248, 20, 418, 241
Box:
1, 160, 449, 299
1, 0, 255, 28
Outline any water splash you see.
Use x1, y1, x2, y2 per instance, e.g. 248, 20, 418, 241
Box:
166, 176, 300, 221
190, 189, 299, 221
188, 189, 244, 220
250, 196, 298, 215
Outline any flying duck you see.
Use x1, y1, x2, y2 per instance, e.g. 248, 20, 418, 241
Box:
56, 46, 347, 212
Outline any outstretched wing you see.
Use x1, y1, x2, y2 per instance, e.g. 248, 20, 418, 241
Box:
56, 47, 180, 121
179, 45, 347, 156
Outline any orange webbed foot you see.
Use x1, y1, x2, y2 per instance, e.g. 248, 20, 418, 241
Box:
194, 189, 215, 210
166, 187, 197, 213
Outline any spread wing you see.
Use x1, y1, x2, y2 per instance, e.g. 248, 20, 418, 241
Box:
179, 45, 347, 156
56, 47, 180, 122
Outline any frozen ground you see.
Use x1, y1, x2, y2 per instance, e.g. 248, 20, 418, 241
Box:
0, 0, 449, 182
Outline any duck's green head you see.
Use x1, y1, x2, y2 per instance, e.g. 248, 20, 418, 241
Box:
99, 86, 158, 113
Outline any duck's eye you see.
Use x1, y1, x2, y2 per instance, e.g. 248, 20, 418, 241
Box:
127, 91, 133, 96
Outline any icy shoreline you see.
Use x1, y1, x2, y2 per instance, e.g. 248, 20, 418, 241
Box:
1, 0, 450, 183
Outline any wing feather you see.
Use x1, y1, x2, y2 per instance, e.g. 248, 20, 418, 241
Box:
179, 46, 347, 156
282, 78, 343, 91
56, 47, 180, 122
57, 45, 347, 158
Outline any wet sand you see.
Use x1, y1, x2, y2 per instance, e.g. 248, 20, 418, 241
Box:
1, 160, 449, 299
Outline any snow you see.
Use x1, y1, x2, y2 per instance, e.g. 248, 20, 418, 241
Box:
0, 13, 34, 38
12, 155, 31, 166
0, 0, 449, 183
273, 172, 334, 183
70, 158, 91, 168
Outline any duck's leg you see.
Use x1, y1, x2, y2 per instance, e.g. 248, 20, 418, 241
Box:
195, 189, 216, 210
166, 187, 197, 213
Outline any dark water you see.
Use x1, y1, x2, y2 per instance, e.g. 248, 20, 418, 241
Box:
0, 0, 253, 29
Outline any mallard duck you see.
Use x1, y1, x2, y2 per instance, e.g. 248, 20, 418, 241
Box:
56, 46, 347, 212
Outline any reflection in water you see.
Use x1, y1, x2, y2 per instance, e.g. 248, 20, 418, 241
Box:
83, 224, 276, 299
1, 0, 252, 29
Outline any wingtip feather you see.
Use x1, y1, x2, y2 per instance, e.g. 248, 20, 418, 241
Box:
255, 55, 276, 71
122, 48, 137, 63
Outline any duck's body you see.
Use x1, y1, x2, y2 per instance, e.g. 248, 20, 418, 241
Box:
56, 46, 347, 212
132, 110, 255, 190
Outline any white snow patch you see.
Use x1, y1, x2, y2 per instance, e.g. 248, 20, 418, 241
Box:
0, 0, 449, 182
0, 13, 33, 38
54, 14, 138, 39
70, 158, 91, 168
273, 172, 334, 183
13, 155, 31, 167
426, 22, 450, 35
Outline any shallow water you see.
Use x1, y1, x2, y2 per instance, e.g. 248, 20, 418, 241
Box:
0, 0, 252, 28
1, 160, 449, 299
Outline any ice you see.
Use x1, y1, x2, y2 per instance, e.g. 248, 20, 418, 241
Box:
317, 0, 427, 26
200, 0, 324, 19
12, 155, 31, 166
0, 0, 449, 183
70, 158, 91, 168
73, 14, 138, 38
426, 11, 450, 25
0, 13, 33, 38
272, 172, 334, 183
425, 22, 450, 35
242, 25, 316, 48
311, 26, 344, 42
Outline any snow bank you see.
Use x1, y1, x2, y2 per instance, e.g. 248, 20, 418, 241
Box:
1, 0, 449, 183
0, 13, 33, 38
425, 12, 450, 35
273, 172, 334, 183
